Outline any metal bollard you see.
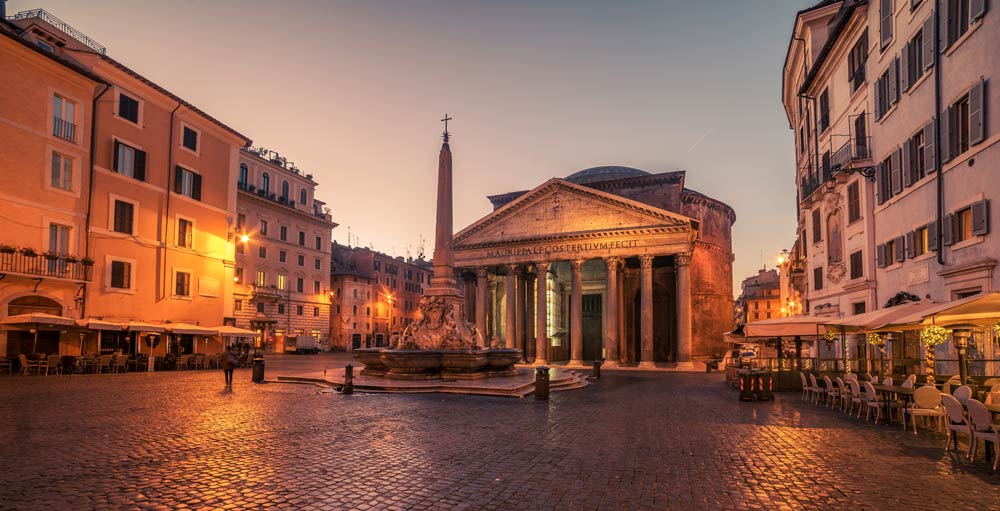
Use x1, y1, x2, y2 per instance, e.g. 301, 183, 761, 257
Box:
534, 366, 550, 400
592, 360, 602, 379
343, 364, 354, 395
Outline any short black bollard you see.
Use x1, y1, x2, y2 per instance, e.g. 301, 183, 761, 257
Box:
251, 356, 265, 383
534, 366, 550, 400
343, 364, 354, 395
592, 360, 602, 379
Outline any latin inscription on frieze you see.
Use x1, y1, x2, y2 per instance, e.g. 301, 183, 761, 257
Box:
485, 240, 640, 258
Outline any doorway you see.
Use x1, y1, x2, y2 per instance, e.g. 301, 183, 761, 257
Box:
582, 294, 602, 360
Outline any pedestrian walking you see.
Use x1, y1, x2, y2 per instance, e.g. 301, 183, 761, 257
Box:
222, 345, 238, 388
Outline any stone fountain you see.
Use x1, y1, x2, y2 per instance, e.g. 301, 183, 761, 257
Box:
354, 118, 521, 380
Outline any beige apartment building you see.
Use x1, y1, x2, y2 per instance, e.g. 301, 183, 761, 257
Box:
233, 148, 337, 352
735, 268, 782, 324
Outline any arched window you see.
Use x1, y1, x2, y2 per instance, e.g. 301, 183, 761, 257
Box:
281, 181, 289, 200
352, 305, 358, 315
366, 307, 371, 316
353, 289, 358, 298
238, 164, 248, 188
261, 172, 270, 194
299, 188, 307, 205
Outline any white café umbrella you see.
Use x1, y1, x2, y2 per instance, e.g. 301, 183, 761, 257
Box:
2, 312, 75, 353
77, 318, 127, 355
165, 323, 219, 354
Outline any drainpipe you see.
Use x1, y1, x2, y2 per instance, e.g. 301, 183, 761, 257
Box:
933, 0, 945, 266
162, 103, 181, 301
82, 83, 112, 318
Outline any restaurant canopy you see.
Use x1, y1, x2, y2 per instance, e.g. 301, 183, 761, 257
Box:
2, 312, 75, 327
77, 318, 126, 331
921, 291, 1000, 327
164, 323, 218, 335
824, 300, 937, 333
873, 293, 992, 331
213, 326, 261, 337
127, 321, 166, 333
741, 315, 827, 338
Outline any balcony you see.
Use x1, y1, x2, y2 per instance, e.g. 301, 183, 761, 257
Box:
7, 9, 107, 55
250, 284, 283, 302
0, 249, 92, 282
53, 117, 76, 142
831, 136, 871, 171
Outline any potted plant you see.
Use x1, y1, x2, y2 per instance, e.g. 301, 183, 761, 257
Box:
920, 325, 950, 381
0, 244, 15, 254
80, 256, 94, 266
248, 185, 256, 192
42, 251, 60, 261
20, 247, 37, 257
64, 255, 78, 264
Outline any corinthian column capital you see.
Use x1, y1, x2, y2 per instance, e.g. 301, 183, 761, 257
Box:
533, 262, 549, 277
639, 254, 654, 269
477, 266, 490, 278
674, 252, 692, 267
570, 259, 585, 272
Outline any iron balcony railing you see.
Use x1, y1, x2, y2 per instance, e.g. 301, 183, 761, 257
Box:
52, 117, 76, 142
7, 9, 107, 55
831, 136, 872, 171
0, 250, 92, 281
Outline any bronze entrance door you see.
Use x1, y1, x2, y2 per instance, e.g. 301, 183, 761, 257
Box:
582, 294, 602, 361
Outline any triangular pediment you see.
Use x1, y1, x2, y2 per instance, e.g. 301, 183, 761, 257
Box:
454, 178, 695, 249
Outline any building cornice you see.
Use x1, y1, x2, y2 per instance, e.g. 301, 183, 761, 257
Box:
237, 188, 338, 228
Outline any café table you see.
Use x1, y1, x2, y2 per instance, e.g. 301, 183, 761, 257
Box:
869, 384, 916, 427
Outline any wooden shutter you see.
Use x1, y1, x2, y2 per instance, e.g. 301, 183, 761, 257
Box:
174, 166, 183, 194
134, 150, 146, 182
881, 0, 894, 49
877, 243, 886, 268
971, 199, 990, 236
112, 140, 120, 173
192, 173, 202, 201
888, 58, 899, 105
941, 105, 953, 163
901, 42, 911, 92
877, 163, 888, 204
902, 139, 913, 187
905, 231, 916, 258
940, 0, 950, 50
922, 16, 934, 70
875, 76, 884, 120
942, 213, 955, 245
923, 120, 936, 172
894, 236, 905, 262
969, 79, 986, 145
927, 221, 939, 251
891, 149, 903, 195
971, 0, 986, 22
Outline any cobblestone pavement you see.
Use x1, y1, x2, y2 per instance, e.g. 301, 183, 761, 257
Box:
2, 355, 999, 510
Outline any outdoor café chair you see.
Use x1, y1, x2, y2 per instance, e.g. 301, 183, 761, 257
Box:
882, 376, 894, 386
0, 357, 11, 374
799, 372, 810, 401
98, 355, 112, 374
943, 376, 962, 395
843, 373, 858, 381
863, 381, 889, 424
823, 375, 840, 408
195, 354, 206, 369
942, 394, 973, 457
905, 374, 917, 385
835, 376, 849, 411
984, 377, 1000, 389
17, 354, 42, 375
44, 355, 61, 376
905, 386, 945, 434
177, 354, 191, 370
966, 399, 1000, 470
901, 379, 914, 389
848, 379, 864, 417
953, 385, 973, 405
809, 373, 823, 404
113, 354, 129, 373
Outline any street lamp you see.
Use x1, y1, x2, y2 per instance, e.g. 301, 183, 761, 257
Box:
385, 292, 395, 345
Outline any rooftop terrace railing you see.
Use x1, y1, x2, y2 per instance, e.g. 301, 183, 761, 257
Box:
7, 9, 107, 55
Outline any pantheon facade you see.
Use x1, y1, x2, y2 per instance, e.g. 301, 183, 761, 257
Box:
454, 166, 735, 367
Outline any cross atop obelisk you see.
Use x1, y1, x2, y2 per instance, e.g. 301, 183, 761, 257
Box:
441, 114, 452, 142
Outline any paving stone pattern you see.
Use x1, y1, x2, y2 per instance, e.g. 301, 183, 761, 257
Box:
1, 356, 999, 510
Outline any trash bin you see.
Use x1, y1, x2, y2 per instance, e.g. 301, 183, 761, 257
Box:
706, 359, 719, 373
251, 356, 265, 383
738, 369, 774, 401
534, 366, 550, 400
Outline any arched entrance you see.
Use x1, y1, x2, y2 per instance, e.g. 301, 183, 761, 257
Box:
6, 296, 63, 356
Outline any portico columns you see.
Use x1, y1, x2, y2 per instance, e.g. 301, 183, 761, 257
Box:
515, 269, 526, 357
505, 264, 518, 349
603, 257, 621, 367
525, 272, 536, 360
639, 255, 655, 368
475, 267, 489, 342
534, 262, 549, 365
569, 259, 585, 366
675, 252, 693, 367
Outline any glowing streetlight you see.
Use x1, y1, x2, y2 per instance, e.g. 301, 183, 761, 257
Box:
240, 234, 249, 244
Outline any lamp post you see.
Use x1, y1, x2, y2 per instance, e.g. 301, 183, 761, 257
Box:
952, 329, 971, 385
385, 292, 395, 346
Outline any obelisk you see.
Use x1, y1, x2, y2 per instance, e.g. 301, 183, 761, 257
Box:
426, 115, 462, 303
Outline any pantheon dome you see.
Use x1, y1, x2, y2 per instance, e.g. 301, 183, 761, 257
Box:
565, 166, 651, 185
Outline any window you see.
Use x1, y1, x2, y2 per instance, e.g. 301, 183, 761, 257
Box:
113, 141, 146, 181
315, 236, 322, 250
879, 237, 904, 267
296, 278, 304, 293
110, 260, 132, 289
257, 302, 264, 313
113, 200, 134, 234
258, 246, 267, 259
260, 220, 269, 236
182, 126, 198, 152
50, 152, 73, 191
945, 0, 987, 48
177, 218, 193, 248
278, 304, 285, 315
315, 258, 321, 270
279, 250, 286, 263
879, 0, 894, 49
313, 307, 320, 317
314, 281, 321, 294
814, 267, 823, 290
281, 181, 289, 201
374, 261, 381, 271
235, 267, 244, 284
853, 302, 867, 315
754, 313, 759, 320
956, 207, 973, 243
175, 271, 191, 296
944, 81, 986, 161
875, 58, 899, 120
297, 254, 305, 267
239, 164, 248, 188
298, 231, 306, 246
173, 166, 202, 200
235, 299, 243, 312
300, 188, 307, 205
849, 250, 864, 280
297, 305, 304, 316
280, 225, 287, 241
818, 89, 830, 133
877, 151, 901, 204
52, 94, 76, 142
277, 274, 286, 290
912, 226, 929, 257
118, 93, 139, 124
261, 172, 270, 194
256, 270, 266, 286
848, 30, 869, 91
901, 28, 925, 92
847, 182, 861, 222
812, 209, 821, 243
237, 213, 246, 230
49, 223, 70, 257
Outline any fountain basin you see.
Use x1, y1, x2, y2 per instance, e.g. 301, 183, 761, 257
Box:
354, 348, 521, 380
380, 350, 443, 380
354, 348, 386, 377
441, 350, 489, 378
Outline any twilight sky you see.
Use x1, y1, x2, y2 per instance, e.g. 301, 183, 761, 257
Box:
10, 0, 815, 295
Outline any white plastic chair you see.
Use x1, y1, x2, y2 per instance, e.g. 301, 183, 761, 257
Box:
943, 376, 962, 395
966, 399, 1000, 470
905, 374, 917, 385
901, 379, 914, 389
941, 394, 973, 457
863, 381, 888, 423
848, 379, 864, 417
905, 386, 945, 433
953, 385, 973, 405
809, 373, 823, 404
823, 375, 840, 408
835, 377, 849, 412
882, 376, 894, 386
799, 372, 811, 401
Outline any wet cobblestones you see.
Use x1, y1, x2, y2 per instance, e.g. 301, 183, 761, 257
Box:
1, 357, 998, 510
